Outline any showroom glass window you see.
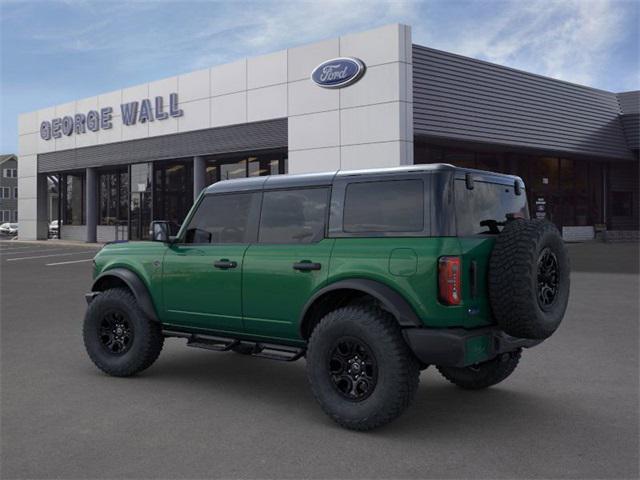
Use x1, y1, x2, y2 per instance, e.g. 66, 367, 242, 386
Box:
184, 193, 260, 244
154, 160, 193, 227
259, 188, 329, 244
343, 180, 424, 233
205, 151, 287, 186
98, 169, 128, 225
61, 173, 85, 225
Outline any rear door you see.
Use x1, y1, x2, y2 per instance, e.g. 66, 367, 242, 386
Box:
161, 192, 261, 332
242, 187, 333, 341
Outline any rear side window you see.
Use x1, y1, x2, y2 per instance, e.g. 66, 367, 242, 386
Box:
343, 180, 424, 233
259, 188, 329, 244
184, 193, 260, 244
455, 180, 529, 235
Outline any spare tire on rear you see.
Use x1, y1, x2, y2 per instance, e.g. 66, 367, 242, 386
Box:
489, 219, 570, 340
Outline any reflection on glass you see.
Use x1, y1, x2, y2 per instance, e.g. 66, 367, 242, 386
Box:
220, 159, 247, 180
205, 151, 286, 185
63, 173, 85, 225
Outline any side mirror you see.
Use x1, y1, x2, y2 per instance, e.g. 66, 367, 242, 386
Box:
149, 220, 180, 242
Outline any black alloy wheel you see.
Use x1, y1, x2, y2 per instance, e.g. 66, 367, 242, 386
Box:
537, 247, 559, 310
328, 337, 378, 401
99, 309, 134, 355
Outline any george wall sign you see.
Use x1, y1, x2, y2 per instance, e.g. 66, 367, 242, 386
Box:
40, 93, 184, 140
311, 57, 366, 89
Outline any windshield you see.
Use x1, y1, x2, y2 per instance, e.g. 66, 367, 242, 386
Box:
455, 179, 528, 235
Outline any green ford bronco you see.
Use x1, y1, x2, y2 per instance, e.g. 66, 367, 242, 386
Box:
84, 164, 570, 430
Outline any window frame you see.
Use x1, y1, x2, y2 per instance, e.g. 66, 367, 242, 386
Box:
257, 186, 331, 245
328, 174, 432, 238
177, 191, 262, 246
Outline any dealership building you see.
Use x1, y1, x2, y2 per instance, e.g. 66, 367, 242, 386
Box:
17, 24, 639, 242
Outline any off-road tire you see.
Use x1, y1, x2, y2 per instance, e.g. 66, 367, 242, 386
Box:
437, 349, 522, 389
489, 219, 570, 340
83, 288, 164, 377
306, 305, 420, 431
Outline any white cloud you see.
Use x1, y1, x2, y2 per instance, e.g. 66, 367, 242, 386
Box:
414, 0, 636, 89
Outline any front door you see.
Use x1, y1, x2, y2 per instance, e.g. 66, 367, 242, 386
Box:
242, 187, 333, 341
161, 192, 261, 332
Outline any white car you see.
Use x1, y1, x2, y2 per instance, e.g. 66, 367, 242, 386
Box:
0, 223, 18, 235
49, 220, 60, 238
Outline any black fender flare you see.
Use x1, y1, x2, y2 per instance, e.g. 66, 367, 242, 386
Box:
299, 278, 422, 336
91, 268, 159, 322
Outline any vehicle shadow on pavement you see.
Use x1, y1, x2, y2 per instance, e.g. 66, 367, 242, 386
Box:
129, 346, 568, 436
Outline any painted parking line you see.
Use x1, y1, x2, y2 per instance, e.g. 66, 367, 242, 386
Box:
0, 248, 82, 257
6, 251, 98, 262
46, 258, 95, 266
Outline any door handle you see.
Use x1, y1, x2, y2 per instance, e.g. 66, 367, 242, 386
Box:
214, 259, 237, 269
293, 261, 321, 271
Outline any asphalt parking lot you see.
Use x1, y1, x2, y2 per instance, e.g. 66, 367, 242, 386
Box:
1, 240, 638, 479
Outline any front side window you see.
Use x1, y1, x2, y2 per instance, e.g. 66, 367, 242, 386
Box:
259, 188, 329, 244
343, 180, 424, 233
0, 187, 9, 199
184, 193, 259, 244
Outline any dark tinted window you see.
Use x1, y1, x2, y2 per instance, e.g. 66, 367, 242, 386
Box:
343, 180, 424, 233
455, 180, 529, 235
184, 193, 259, 244
259, 188, 329, 244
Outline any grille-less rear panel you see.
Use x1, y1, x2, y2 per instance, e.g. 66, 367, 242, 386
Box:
38, 118, 287, 173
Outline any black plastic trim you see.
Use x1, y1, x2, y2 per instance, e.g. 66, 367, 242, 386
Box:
91, 268, 159, 322
299, 278, 423, 335
403, 326, 541, 368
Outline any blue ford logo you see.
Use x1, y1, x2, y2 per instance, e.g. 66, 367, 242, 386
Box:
311, 57, 366, 89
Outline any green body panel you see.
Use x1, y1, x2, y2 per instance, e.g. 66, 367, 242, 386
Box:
161, 243, 248, 331
241, 239, 335, 340
327, 237, 494, 329
92, 234, 497, 342
92, 241, 167, 310
456, 236, 497, 329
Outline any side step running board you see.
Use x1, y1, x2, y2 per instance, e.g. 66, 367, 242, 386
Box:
252, 343, 305, 362
162, 330, 305, 362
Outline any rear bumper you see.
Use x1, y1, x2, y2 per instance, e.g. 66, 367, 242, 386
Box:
403, 326, 541, 368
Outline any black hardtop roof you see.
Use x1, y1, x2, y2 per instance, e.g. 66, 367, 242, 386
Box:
204, 163, 523, 194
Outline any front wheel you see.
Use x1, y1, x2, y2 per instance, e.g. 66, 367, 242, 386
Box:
83, 288, 164, 377
306, 305, 420, 431
436, 349, 522, 390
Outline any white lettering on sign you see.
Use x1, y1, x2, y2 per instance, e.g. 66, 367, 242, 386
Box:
319, 64, 349, 82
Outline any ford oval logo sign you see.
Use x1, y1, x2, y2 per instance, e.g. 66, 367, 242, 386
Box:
311, 57, 366, 89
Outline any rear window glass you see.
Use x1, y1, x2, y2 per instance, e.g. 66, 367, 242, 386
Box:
343, 180, 424, 233
259, 188, 329, 244
455, 180, 529, 235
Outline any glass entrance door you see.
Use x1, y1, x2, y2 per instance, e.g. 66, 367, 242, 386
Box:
129, 163, 152, 240
130, 192, 151, 240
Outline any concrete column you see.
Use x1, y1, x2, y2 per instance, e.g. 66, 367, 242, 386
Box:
193, 156, 206, 202
85, 167, 97, 243
36, 174, 49, 240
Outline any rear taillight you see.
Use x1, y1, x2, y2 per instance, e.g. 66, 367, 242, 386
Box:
438, 256, 461, 305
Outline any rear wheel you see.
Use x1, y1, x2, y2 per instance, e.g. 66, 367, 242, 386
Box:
306, 305, 420, 431
437, 349, 521, 390
83, 288, 164, 377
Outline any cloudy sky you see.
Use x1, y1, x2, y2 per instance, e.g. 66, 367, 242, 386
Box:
1, 0, 638, 153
